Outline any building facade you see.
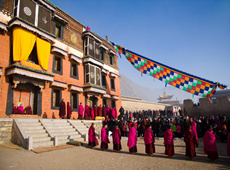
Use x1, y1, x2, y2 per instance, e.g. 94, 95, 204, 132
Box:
0, 0, 121, 118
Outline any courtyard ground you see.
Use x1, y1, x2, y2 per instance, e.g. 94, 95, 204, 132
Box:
0, 137, 229, 170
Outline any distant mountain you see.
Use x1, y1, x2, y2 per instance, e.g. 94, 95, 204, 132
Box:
119, 74, 199, 103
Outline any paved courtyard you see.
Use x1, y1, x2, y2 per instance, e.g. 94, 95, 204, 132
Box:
0, 138, 229, 170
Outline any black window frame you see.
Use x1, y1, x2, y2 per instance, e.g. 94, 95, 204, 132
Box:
111, 100, 116, 108
102, 74, 107, 88
51, 88, 62, 110
70, 62, 79, 79
110, 78, 115, 91
70, 91, 79, 111
52, 55, 63, 75
53, 19, 64, 39
109, 53, 114, 65
100, 47, 105, 61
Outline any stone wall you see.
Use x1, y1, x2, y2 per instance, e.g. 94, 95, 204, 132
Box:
0, 118, 13, 144
184, 96, 230, 118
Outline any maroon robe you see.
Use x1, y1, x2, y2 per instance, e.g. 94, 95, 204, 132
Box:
25, 106, 32, 115
164, 129, 175, 156
88, 126, 99, 148
59, 101, 66, 118
17, 106, 24, 114
101, 127, 109, 150
78, 105, 84, 119
93, 106, 98, 117
184, 129, 196, 158
12, 106, 17, 114
112, 127, 122, 151
84, 105, 90, 119
227, 132, 230, 157
67, 103, 72, 119
98, 106, 102, 117
102, 106, 107, 117
144, 128, 155, 155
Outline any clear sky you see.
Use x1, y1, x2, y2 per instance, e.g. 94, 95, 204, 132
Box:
49, 0, 230, 92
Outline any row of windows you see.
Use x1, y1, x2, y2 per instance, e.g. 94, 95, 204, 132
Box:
52, 89, 116, 110
99, 47, 114, 65
52, 56, 78, 79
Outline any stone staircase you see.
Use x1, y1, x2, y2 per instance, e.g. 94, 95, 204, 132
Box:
68, 120, 89, 138
2, 118, 99, 150
41, 119, 84, 145
17, 119, 53, 148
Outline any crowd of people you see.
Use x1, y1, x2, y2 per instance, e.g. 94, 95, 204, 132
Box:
87, 110, 230, 162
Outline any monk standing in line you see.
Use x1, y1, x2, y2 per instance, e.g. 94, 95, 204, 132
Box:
189, 118, 199, 146
98, 104, 102, 117
227, 131, 230, 157
91, 107, 95, 120
84, 104, 90, 120
67, 102, 72, 119
59, 99, 66, 119
88, 123, 99, 148
144, 124, 155, 156
184, 125, 196, 159
164, 125, 174, 158
101, 122, 110, 150
102, 105, 107, 117
203, 124, 219, 162
128, 123, 137, 154
112, 123, 122, 152
93, 105, 98, 117
78, 103, 84, 120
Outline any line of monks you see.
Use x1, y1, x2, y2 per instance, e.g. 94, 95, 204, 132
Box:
88, 121, 230, 161
12, 103, 33, 115
59, 99, 118, 120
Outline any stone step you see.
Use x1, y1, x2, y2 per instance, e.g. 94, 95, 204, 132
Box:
71, 122, 84, 126
25, 129, 46, 134
42, 123, 70, 127
20, 123, 42, 127
45, 125, 72, 130
48, 128, 76, 133
21, 126, 44, 130
17, 119, 39, 123
33, 140, 54, 149
50, 131, 80, 137
33, 137, 52, 142
25, 133, 49, 138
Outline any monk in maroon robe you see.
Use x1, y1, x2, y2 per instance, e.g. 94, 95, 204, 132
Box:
17, 104, 24, 114
88, 123, 99, 148
25, 105, 32, 115
106, 106, 111, 117
78, 103, 84, 119
128, 123, 137, 154
67, 102, 72, 119
184, 125, 196, 159
91, 107, 95, 120
93, 105, 98, 118
102, 105, 107, 117
101, 122, 110, 150
144, 124, 155, 156
164, 125, 175, 157
98, 105, 102, 117
84, 104, 90, 120
227, 132, 230, 157
204, 124, 219, 161
59, 99, 66, 119
112, 124, 122, 152
12, 104, 17, 114
189, 118, 199, 146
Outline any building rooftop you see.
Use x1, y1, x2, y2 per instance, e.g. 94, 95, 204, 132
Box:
158, 92, 173, 100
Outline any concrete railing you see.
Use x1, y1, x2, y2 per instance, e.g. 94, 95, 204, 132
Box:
12, 119, 29, 149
